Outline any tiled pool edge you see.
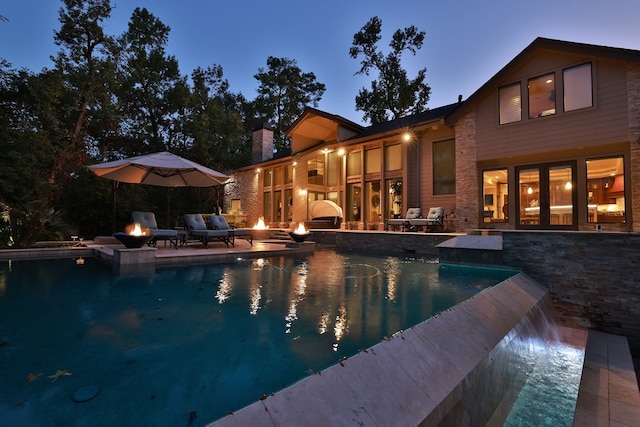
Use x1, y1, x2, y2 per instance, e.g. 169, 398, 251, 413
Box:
206, 273, 616, 426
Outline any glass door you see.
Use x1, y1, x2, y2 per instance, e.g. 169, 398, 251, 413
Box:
517, 162, 576, 229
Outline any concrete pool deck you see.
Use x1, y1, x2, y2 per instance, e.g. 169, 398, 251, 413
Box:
1, 235, 638, 425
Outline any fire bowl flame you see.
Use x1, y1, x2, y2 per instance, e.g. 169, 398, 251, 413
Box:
288, 231, 311, 243
113, 232, 153, 249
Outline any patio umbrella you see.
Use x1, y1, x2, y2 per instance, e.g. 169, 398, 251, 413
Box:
88, 151, 229, 231
87, 151, 229, 187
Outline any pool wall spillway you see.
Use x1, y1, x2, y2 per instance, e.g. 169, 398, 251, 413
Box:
208, 273, 584, 426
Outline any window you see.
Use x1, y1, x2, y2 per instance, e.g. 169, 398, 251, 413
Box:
273, 166, 282, 186
327, 151, 339, 186
285, 164, 294, 184
564, 63, 592, 112
307, 156, 324, 185
385, 144, 402, 171
347, 183, 361, 221
528, 73, 555, 119
347, 151, 361, 177
387, 179, 403, 218
433, 139, 455, 195
586, 156, 625, 223
263, 169, 272, 187
365, 148, 381, 174
499, 83, 521, 124
482, 169, 508, 222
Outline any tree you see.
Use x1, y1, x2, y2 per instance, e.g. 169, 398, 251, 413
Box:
349, 16, 431, 124
0, 0, 116, 247
115, 7, 189, 155
253, 56, 326, 152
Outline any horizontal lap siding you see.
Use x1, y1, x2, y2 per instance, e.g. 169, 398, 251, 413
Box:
475, 57, 630, 161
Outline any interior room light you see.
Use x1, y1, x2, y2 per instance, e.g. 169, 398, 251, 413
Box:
527, 187, 533, 195
565, 181, 572, 190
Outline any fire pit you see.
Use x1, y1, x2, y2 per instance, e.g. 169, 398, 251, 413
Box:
288, 223, 311, 243
113, 223, 153, 248
113, 232, 153, 249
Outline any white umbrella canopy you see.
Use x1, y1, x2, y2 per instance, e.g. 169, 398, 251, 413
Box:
87, 151, 229, 187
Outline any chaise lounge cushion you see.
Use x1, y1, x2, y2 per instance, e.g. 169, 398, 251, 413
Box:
387, 208, 422, 231
410, 207, 444, 232
209, 215, 253, 246
131, 211, 178, 248
184, 214, 231, 248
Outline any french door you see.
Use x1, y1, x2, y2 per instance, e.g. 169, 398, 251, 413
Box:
516, 162, 577, 229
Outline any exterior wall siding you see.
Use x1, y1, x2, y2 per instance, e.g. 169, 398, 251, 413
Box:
474, 55, 630, 161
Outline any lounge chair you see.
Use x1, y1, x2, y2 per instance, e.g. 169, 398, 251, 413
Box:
131, 211, 179, 249
410, 207, 444, 232
386, 207, 422, 231
184, 214, 232, 248
209, 215, 253, 246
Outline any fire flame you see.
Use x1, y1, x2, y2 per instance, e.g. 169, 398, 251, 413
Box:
253, 217, 269, 230
293, 222, 308, 235
127, 223, 147, 236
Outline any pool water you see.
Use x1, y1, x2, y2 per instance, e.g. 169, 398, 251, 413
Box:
0, 249, 515, 426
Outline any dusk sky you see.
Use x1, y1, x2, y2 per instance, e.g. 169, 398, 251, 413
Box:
2, 0, 640, 125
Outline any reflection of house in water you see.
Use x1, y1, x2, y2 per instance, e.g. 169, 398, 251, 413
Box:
226, 38, 640, 233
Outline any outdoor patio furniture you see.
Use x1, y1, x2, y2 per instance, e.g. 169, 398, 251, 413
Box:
209, 215, 253, 246
131, 211, 179, 249
410, 207, 445, 232
386, 207, 422, 231
304, 200, 343, 229
184, 214, 232, 248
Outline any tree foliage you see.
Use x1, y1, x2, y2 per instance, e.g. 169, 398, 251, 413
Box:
253, 56, 326, 152
349, 16, 431, 124
0, 0, 330, 246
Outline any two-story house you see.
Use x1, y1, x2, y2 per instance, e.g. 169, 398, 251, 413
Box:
225, 37, 640, 233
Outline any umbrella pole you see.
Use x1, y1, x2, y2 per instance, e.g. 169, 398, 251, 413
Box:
112, 181, 118, 233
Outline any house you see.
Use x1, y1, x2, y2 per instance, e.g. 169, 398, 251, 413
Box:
225, 37, 640, 233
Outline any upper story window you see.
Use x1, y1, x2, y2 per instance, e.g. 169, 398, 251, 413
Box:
499, 83, 521, 124
263, 168, 272, 187
528, 73, 556, 119
499, 62, 593, 125
564, 63, 592, 112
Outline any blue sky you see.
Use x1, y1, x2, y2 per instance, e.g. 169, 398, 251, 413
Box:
2, 0, 640, 125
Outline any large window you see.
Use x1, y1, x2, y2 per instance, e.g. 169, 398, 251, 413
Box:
433, 139, 455, 195
528, 73, 555, 119
564, 63, 592, 112
586, 156, 625, 223
499, 83, 521, 124
327, 152, 339, 186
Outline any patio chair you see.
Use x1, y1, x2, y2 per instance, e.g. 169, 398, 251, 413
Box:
209, 215, 253, 246
386, 207, 422, 231
184, 214, 232, 248
131, 211, 179, 249
410, 207, 445, 232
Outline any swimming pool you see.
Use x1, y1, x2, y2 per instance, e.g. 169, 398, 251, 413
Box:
0, 249, 515, 426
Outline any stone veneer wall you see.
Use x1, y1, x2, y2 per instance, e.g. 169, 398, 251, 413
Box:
454, 110, 479, 232
308, 230, 452, 256
501, 230, 640, 353
628, 63, 640, 233
225, 171, 259, 226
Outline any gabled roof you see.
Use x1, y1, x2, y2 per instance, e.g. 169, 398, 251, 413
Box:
446, 37, 640, 123
344, 103, 461, 143
287, 107, 365, 154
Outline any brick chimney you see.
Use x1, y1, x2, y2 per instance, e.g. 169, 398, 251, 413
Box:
252, 122, 274, 163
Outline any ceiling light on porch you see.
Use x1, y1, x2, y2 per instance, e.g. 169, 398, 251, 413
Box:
337, 148, 346, 156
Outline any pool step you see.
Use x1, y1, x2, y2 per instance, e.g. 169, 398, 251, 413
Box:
572, 330, 640, 426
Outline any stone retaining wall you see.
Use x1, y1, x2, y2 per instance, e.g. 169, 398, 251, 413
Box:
501, 230, 640, 354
